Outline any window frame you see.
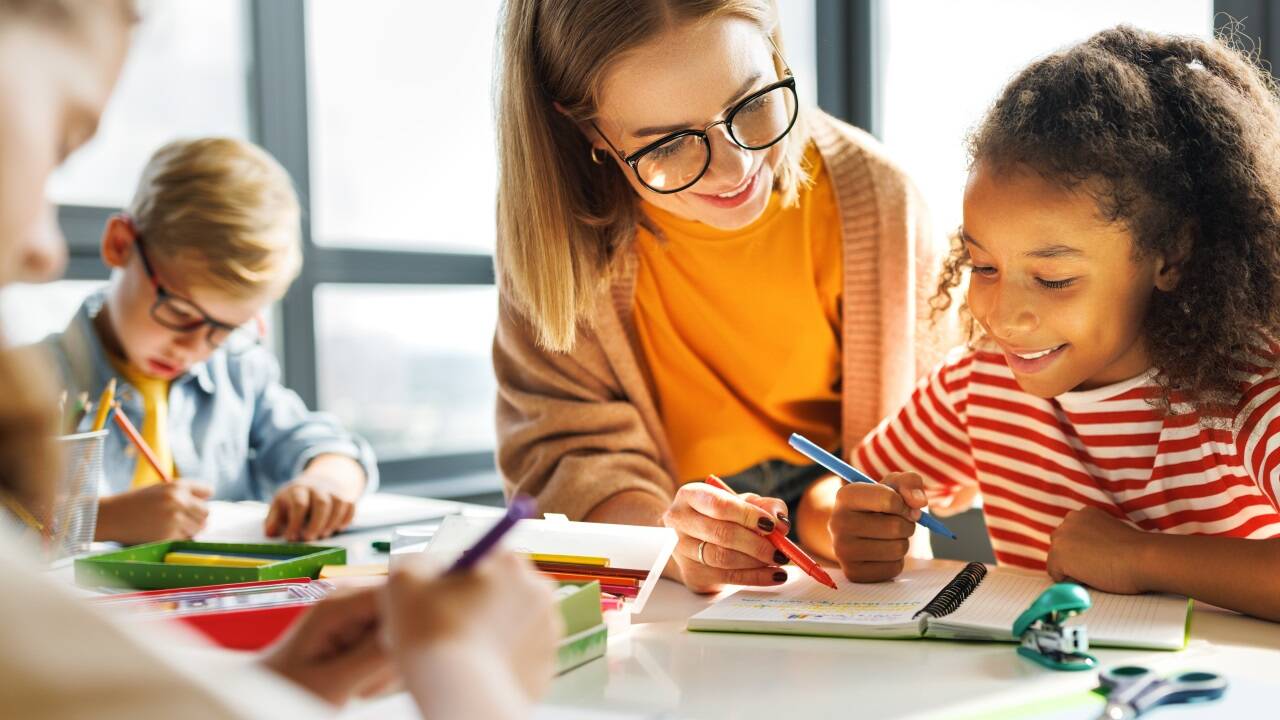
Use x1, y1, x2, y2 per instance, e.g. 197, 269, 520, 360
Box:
56, 0, 498, 497
814, 0, 1272, 139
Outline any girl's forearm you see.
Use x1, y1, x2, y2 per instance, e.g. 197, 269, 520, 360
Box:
797, 476, 841, 561
1135, 533, 1280, 622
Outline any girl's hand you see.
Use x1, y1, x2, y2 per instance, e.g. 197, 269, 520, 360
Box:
828, 472, 927, 583
662, 481, 790, 594
1046, 506, 1149, 594
382, 552, 561, 719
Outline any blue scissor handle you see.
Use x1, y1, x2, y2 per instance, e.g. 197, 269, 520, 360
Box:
1134, 671, 1228, 712
1098, 665, 1227, 718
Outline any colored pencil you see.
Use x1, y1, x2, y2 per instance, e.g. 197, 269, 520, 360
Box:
520, 552, 610, 567
532, 561, 649, 579
448, 495, 536, 574
541, 571, 640, 587
704, 474, 838, 590
0, 491, 44, 532
111, 401, 172, 483
597, 583, 639, 598
91, 378, 116, 431
163, 551, 273, 568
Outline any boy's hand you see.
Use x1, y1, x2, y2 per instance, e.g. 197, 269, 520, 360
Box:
828, 471, 927, 583
265, 454, 365, 541
1046, 506, 1148, 594
95, 480, 212, 545
260, 586, 396, 706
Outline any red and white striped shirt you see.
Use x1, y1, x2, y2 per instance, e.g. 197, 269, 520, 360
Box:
855, 342, 1280, 571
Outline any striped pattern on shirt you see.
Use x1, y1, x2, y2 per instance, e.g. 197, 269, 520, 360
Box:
855, 342, 1280, 571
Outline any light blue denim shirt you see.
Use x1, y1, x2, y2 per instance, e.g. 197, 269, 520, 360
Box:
37, 291, 378, 500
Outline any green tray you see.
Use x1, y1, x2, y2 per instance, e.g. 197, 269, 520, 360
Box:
75, 540, 346, 590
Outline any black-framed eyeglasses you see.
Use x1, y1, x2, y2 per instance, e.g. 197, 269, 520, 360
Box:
591, 74, 799, 195
133, 237, 264, 355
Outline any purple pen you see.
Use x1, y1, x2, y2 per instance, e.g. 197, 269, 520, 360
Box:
446, 494, 538, 574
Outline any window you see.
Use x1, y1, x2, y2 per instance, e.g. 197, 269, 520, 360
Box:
306, 1, 503, 253
0, 281, 105, 346
878, 0, 1214, 234
49, 0, 250, 209
778, 1, 818, 118
315, 285, 498, 461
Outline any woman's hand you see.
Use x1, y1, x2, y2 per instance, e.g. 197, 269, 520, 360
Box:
381, 551, 561, 719
662, 481, 790, 594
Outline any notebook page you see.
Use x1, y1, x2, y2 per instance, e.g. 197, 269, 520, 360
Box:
687, 566, 959, 637
929, 569, 1188, 649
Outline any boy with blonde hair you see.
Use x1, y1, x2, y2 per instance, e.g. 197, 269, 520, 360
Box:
42, 137, 376, 544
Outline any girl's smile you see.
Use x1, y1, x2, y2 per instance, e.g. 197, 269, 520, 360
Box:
961, 161, 1180, 398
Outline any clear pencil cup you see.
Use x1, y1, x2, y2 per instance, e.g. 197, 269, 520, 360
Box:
48, 430, 107, 562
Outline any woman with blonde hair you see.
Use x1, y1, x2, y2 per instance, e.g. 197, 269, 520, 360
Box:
495, 0, 955, 591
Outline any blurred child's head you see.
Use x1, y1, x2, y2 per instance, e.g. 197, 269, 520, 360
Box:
99, 137, 302, 379
0, 0, 133, 288
936, 25, 1280, 411
0, 0, 133, 516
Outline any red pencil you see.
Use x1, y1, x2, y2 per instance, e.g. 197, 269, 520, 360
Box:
705, 474, 838, 590
111, 402, 172, 484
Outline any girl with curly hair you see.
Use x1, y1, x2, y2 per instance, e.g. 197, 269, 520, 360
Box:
830, 25, 1280, 621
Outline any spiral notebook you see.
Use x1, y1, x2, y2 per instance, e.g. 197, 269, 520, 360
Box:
687, 562, 1190, 650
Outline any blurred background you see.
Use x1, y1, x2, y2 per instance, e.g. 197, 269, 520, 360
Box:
12, 2, 1270, 555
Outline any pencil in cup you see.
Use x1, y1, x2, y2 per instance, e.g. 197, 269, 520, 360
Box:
91, 378, 116, 432
111, 402, 172, 484
703, 474, 838, 590
787, 433, 957, 540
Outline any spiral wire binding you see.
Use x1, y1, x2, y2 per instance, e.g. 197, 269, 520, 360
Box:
914, 561, 988, 619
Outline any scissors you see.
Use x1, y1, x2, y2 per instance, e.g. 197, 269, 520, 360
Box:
1096, 665, 1228, 719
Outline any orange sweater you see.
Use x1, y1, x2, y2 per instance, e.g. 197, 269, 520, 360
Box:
633, 151, 842, 480
495, 111, 956, 520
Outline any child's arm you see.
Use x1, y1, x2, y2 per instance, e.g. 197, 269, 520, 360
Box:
242, 352, 378, 541
802, 351, 979, 577
1046, 506, 1280, 621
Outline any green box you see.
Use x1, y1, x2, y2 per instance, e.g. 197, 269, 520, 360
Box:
555, 581, 606, 674
75, 540, 346, 590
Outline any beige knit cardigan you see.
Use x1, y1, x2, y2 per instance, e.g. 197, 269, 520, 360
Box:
494, 110, 954, 520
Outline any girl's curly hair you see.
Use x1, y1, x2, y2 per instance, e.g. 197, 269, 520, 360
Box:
932, 24, 1280, 416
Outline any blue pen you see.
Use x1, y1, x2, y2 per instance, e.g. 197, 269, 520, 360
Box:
788, 433, 957, 540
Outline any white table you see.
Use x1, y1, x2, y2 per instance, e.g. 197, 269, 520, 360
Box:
65, 497, 1280, 719
341, 570, 1280, 720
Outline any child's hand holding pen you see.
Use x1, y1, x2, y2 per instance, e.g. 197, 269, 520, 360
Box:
94, 480, 212, 544
829, 471, 930, 583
